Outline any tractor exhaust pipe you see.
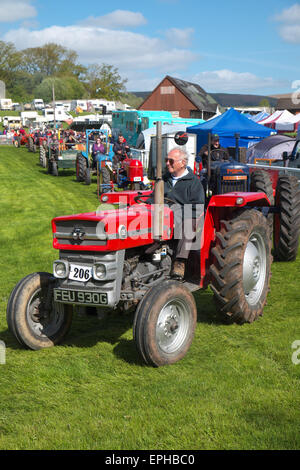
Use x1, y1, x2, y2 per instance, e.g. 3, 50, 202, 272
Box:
153, 121, 164, 240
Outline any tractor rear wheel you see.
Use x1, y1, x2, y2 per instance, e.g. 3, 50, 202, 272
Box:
99, 167, 111, 193
133, 280, 197, 366
39, 146, 47, 168
6, 272, 73, 350
250, 169, 274, 231
76, 153, 86, 182
210, 209, 272, 324
52, 161, 58, 176
273, 174, 300, 261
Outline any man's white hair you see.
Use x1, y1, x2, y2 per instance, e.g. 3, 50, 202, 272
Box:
168, 147, 189, 167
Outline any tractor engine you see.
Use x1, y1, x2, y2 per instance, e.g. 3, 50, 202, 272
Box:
209, 161, 250, 195
122, 158, 144, 184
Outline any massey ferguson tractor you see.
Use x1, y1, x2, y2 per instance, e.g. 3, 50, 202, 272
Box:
6, 124, 300, 366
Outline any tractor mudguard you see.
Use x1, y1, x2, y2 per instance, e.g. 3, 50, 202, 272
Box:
199, 192, 271, 288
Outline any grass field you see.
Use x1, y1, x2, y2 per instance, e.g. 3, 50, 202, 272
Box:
0, 145, 300, 450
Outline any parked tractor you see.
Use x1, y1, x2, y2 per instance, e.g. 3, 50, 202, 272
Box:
7, 125, 300, 367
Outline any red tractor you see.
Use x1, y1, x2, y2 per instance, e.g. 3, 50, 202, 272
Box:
13, 130, 30, 148
6, 127, 300, 366
98, 154, 149, 194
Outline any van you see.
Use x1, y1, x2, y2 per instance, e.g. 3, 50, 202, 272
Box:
32, 99, 44, 110
0, 99, 13, 110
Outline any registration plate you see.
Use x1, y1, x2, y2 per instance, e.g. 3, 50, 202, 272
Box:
69, 263, 92, 282
54, 289, 108, 306
133, 176, 141, 182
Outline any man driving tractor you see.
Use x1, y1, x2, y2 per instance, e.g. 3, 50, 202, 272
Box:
112, 134, 130, 169
197, 133, 230, 167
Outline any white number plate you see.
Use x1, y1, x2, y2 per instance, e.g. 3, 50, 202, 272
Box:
69, 264, 92, 282
133, 176, 141, 182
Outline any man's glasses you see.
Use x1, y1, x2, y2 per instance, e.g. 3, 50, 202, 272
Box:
166, 158, 181, 165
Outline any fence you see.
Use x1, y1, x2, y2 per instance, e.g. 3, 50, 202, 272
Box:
0, 135, 14, 145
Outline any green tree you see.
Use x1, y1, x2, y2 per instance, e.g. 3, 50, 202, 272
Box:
259, 98, 270, 108
84, 64, 127, 100
21, 43, 85, 78
0, 40, 22, 92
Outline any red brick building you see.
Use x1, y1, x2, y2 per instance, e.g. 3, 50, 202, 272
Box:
138, 75, 220, 120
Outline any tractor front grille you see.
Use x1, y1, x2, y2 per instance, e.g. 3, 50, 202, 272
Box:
221, 177, 248, 194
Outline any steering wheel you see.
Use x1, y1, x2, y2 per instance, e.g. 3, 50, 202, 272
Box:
210, 149, 229, 162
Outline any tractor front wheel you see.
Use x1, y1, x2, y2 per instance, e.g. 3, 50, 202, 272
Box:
133, 280, 197, 366
274, 174, 300, 261
99, 167, 111, 193
6, 272, 73, 350
210, 209, 272, 324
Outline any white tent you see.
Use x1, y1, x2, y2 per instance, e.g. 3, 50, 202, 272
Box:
258, 110, 283, 125
276, 112, 300, 132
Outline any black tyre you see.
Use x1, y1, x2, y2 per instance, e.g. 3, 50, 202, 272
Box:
28, 136, 33, 152
76, 153, 87, 182
39, 147, 47, 168
210, 209, 272, 324
14, 138, 20, 148
32, 143, 37, 153
250, 169, 274, 230
133, 280, 197, 366
99, 167, 111, 193
6, 272, 73, 350
52, 161, 58, 176
84, 167, 91, 185
273, 174, 300, 261
131, 182, 143, 191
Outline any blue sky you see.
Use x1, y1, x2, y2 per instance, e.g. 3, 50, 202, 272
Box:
0, 0, 300, 96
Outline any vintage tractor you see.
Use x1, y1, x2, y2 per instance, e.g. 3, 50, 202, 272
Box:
6, 125, 300, 367
76, 129, 114, 185
28, 132, 47, 154
43, 135, 86, 177
13, 131, 30, 148
98, 154, 149, 195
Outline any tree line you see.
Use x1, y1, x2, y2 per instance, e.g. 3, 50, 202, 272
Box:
0, 40, 142, 107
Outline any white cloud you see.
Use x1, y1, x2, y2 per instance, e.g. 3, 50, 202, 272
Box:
274, 3, 300, 43
3, 25, 197, 74
0, 0, 36, 23
79, 10, 147, 29
274, 4, 300, 23
164, 28, 194, 47
191, 69, 288, 93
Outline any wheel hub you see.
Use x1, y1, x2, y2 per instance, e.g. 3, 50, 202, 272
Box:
243, 232, 267, 306
163, 314, 179, 337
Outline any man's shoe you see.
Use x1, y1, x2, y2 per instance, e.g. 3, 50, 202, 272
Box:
171, 260, 186, 280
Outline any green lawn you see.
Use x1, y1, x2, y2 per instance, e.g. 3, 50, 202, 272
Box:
0, 145, 300, 450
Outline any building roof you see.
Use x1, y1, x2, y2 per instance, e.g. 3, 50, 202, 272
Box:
166, 75, 219, 113
276, 97, 300, 111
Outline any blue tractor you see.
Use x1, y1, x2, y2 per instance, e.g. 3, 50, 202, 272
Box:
75, 129, 114, 185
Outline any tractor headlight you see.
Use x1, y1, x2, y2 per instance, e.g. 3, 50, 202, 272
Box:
93, 263, 106, 280
53, 260, 69, 278
236, 197, 244, 205
118, 225, 127, 239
